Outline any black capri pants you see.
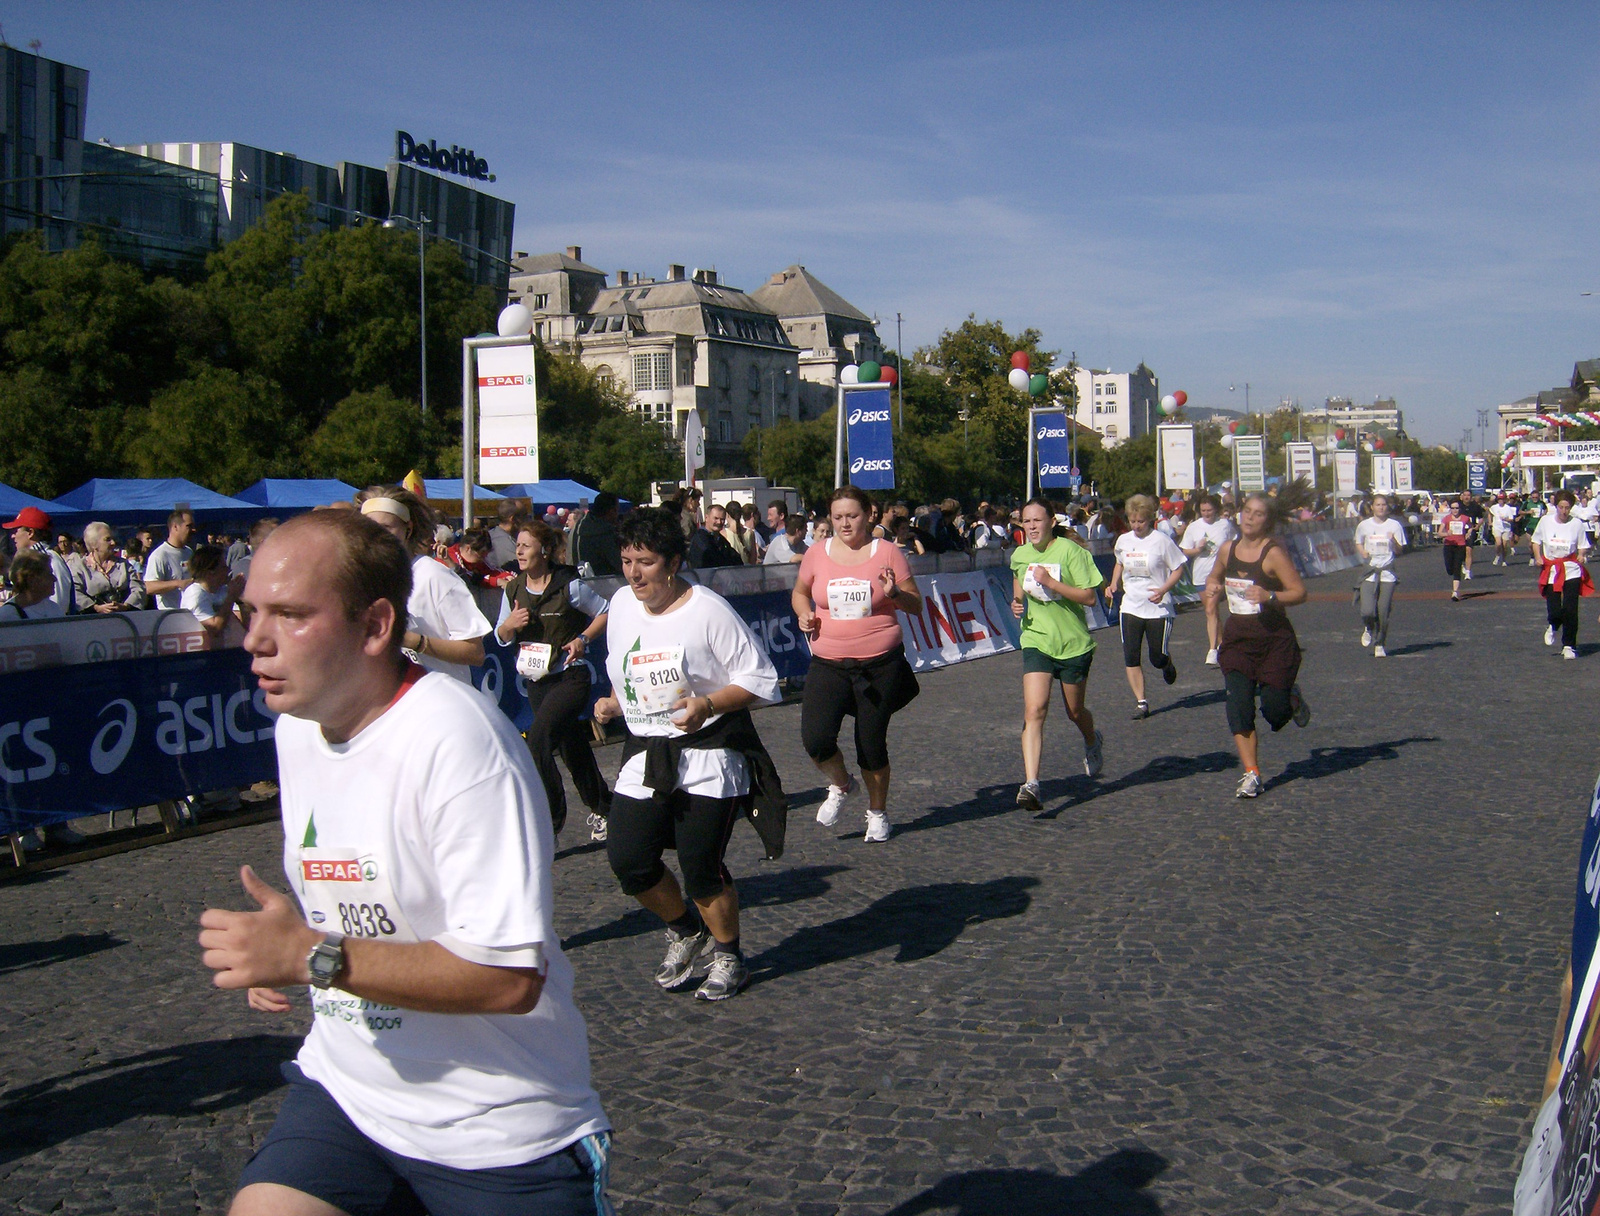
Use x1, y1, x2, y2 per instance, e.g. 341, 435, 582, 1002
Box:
524, 664, 608, 836
1546, 582, 1582, 649
1442, 544, 1467, 579
1224, 669, 1293, 736
1120, 614, 1173, 669
800, 647, 919, 773
607, 788, 743, 901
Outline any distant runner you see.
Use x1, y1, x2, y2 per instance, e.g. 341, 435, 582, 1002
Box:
1353, 494, 1407, 658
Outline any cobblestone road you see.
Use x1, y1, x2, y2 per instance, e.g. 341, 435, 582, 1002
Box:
0, 547, 1586, 1214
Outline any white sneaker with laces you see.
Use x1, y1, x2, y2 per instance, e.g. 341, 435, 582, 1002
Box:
816, 777, 856, 827
1564, 646, 1578, 660
1464, 569, 1472, 580
1083, 729, 1104, 778
1372, 645, 1387, 658
1205, 648, 1220, 667
1360, 628, 1372, 648
1545, 625, 1556, 646
586, 812, 608, 842
864, 810, 891, 842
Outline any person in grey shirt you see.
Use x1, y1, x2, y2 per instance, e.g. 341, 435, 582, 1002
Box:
570, 492, 623, 577
143, 509, 195, 610
229, 517, 279, 582
488, 499, 522, 570
762, 514, 809, 565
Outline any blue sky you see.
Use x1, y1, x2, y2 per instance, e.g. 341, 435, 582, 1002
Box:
13, 2, 1598, 444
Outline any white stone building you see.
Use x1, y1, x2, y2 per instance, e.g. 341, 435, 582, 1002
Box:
1066, 364, 1159, 448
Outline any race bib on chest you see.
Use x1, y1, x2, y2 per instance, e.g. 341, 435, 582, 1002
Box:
827, 577, 873, 620
298, 847, 417, 944
1545, 536, 1572, 559
627, 644, 688, 717
516, 642, 554, 680
1023, 562, 1061, 602
1122, 550, 1151, 579
1225, 577, 1260, 616
1367, 534, 1391, 560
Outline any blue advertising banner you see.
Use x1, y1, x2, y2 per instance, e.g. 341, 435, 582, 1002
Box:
1034, 410, 1074, 489
727, 590, 813, 681
0, 649, 278, 832
844, 386, 896, 490
1468, 458, 1488, 494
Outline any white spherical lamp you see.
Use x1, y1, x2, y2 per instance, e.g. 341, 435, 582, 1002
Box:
497, 302, 534, 337
1008, 368, 1030, 392
1219, 433, 1236, 448
840, 364, 860, 385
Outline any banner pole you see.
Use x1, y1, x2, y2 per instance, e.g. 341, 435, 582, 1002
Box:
1026, 407, 1036, 501
462, 339, 475, 529
834, 385, 846, 488
1155, 424, 1164, 497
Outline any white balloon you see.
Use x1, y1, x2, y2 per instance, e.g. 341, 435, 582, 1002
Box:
840, 364, 860, 385
1362, 442, 1375, 452
1160, 394, 1177, 413
1008, 367, 1030, 392
1219, 433, 1236, 448
497, 303, 533, 337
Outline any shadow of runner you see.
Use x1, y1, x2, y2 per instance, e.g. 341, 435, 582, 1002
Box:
1262, 736, 1439, 791
0, 1034, 299, 1166
747, 877, 1037, 985
1147, 689, 1227, 717
1383, 641, 1451, 656
883, 1148, 1168, 1215
0, 931, 126, 975
561, 864, 850, 953
1036, 752, 1239, 820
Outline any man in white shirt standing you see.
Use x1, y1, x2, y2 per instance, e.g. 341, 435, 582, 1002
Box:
1180, 495, 1236, 667
143, 508, 196, 610
199, 511, 611, 1215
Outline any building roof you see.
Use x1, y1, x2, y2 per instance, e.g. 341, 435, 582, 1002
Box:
1574, 359, 1600, 385
511, 251, 605, 276
580, 278, 793, 346
751, 265, 872, 324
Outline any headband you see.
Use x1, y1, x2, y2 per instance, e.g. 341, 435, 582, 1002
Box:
360, 497, 410, 521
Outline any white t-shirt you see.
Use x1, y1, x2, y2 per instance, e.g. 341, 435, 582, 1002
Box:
1180, 517, 1236, 585
408, 555, 492, 683
1113, 529, 1188, 620
143, 541, 192, 610
1156, 517, 1178, 540
1490, 503, 1518, 536
0, 595, 65, 621
278, 671, 608, 1169
1534, 515, 1590, 577
181, 580, 231, 625
604, 583, 781, 800
762, 533, 806, 565
1355, 517, 1408, 572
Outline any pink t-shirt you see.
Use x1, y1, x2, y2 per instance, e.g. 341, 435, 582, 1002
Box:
798, 538, 912, 661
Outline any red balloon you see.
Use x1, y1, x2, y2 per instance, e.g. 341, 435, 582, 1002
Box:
1010, 351, 1031, 371
1373, 437, 1384, 449
1335, 428, 1345, 440
880, 365, 898, 386
1173, 390, 1188, 407
1227, 420, 1240, 433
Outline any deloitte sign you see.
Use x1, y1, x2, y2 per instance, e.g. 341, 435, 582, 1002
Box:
394, 131, 496, 183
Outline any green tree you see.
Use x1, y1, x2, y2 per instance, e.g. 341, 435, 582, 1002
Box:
303, 387, 432, 486
744, 412, 837, 505
123, 367, 300, 493
0, 366, 90, 497
531, 346, 676, 502
1413, 447, 1467, 491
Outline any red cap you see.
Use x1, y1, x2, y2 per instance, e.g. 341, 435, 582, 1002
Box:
2, 506, 51, 531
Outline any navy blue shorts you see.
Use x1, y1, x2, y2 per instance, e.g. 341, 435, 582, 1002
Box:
237, 1063, 611, 1216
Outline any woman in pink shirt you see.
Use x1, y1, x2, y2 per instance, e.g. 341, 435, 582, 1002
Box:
793, 486, 923, 842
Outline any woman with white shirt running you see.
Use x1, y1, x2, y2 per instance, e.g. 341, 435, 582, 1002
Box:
1107, 494, 1188, 719
1532, 489, 1592, 660
1353, 494, 1407, 658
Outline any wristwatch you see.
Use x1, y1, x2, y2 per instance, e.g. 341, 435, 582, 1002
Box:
306, 931, 345, 989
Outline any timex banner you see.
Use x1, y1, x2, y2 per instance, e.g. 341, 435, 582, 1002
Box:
1034, 411, 1073, 488
843, 386, 896, 490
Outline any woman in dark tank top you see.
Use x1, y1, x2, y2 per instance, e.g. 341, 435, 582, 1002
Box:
1203, 493, 1311, 799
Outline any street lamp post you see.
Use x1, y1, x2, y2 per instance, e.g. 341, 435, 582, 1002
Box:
384, 211, 431, 415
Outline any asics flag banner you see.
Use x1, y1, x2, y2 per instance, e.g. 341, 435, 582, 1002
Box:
1034, 410, 1074, 489
1468, 458, 1488, 494
843, 386, 896, 490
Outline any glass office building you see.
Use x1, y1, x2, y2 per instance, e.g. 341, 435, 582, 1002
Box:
76, 143, 218, 274
1, 46, 88, 251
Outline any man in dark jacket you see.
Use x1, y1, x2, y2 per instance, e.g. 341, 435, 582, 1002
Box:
688, 503, 742, 569
570, 492, 623, 577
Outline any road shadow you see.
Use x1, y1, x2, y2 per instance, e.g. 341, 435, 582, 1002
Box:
1384, 641, 1451, 656
0, 1034, 298, 1166
883, 1149, 1168, 1215
0, 932, 126, 975
1458, 590, 1496, 600
555, 839, 605, 861
748, 876, 1037, 985
1263, 736, 1439, 792
783, 784, 830, 809
561, 864, 849, 953
1037, 751, 1239, 820
1147, 689, 1227, 717
841, 784, 1017, 840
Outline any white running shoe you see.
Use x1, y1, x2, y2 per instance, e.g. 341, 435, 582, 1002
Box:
1372, 645, 1387, 658
1083, 729, 1104, 778
864, 810, 891, 842
1564, 646, 1578, 660
1235, 770, 1263, 799
1545, 625, 1556, 646
1205, 648, 1220, 667
816, 777, 856, 827
1360, 628, 1372, 648
1463, 569, 1472, 580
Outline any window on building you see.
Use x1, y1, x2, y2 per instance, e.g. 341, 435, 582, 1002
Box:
1105, 384, 1117, 396
633, 354, 654, 391
652, 351, 671, 390
1105, 424, 1118, 438
677, 348, 695, 386
747, 365, 761, 394
718, 417, 733, 442
595, 364, 613, 387
533, 293, 549, 310
717, 358, 731, 391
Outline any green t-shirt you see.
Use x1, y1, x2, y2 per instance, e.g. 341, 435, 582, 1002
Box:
1010, 535, 1103, 660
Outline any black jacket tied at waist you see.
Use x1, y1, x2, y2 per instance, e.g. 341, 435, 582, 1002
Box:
619, 708, 789, 861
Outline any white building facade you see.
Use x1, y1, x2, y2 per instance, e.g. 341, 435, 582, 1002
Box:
1067, 364, 1159, 448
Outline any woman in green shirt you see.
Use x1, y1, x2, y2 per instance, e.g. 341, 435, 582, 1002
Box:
1010, 497, 1106, 811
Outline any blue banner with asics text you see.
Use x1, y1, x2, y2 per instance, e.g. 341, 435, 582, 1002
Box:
1034, 410, 1073, 489
844, 386, 896, 490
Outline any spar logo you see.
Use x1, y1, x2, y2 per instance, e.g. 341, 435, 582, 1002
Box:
850, 456, 893, 474
847, 408, 891, 425
481, 445, 528, 458
1037, 425, 1067, 439
478, 375, 527, 387
302, 858, 364, 882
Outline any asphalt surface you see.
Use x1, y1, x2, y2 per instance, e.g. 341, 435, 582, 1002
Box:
0, 543, 1586, 1214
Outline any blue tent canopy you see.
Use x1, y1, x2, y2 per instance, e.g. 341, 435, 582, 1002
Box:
236, 479, 358, 509
494, 479, 630, 508
0, 481, 59, 521
422, 479, 503, 501
48, 478, 262, 527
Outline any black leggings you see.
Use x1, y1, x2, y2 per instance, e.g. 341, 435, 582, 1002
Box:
800, 650, 916, 773
1443, 545, 1467, 579
524, 665, 608, 835
1546, 584, 1582, 649
606, 788, 742, 901
1120, 614, 1173, 669
1224, 669, 1293, 736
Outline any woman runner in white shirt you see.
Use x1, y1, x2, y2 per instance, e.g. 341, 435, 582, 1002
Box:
1352, 494, 1407, 657
1106, 494, 1189, 720
1532, 489, 1592, 659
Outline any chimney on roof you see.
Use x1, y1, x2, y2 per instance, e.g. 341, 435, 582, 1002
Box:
670, 264, 685, 281
695, 269, 718, 286
618, 270, 630, 287
566, 245, 581, 261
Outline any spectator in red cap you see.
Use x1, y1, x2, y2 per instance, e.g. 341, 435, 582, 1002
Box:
3, 506, 75, 614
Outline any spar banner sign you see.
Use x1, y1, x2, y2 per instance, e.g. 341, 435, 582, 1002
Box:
1394, 457, 1414, 493
843, 385, 895, 490
1286, 442, 1317, 488
1514, 774, 1600, 1214
895, 571, 1020, 673
477, 342, 539, 485
1034, 410, 1073, 489
1519, 441, 1600, 468
1159, 425, 1196, 492
0, 649, 278, 831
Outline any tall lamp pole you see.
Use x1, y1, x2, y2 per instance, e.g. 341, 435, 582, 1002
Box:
385, 210, 432, 414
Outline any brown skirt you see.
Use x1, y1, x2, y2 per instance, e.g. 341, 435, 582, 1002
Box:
1218, 613, 1301, 690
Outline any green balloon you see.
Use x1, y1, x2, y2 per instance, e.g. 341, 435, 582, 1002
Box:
859, 361, 881, 383
1028, 373, 1048, 396
1283, 432, 1293, 442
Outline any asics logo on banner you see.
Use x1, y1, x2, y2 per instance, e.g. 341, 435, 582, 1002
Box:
851, 457, 893, 474
0, 717, 56, 783
1037, 426, 1067, 439
1040, 463, 1074, 475
848, 409, 890, 425
91, 699, 137, 775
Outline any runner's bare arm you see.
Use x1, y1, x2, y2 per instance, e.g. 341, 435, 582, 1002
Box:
670, 682, 763, 733
1033, 568, 1098, 606
791, 572, 818, 637
1203, 543, 1231, 603
1260, 545, 1308, 606
404, 631, 486, 666
1544, 964, 1573, 1102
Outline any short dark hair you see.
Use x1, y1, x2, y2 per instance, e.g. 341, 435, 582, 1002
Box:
267, 513, 413, 655
496, 499, 520, 523
189, 543, 226, 578
593, 491, 619, 515
1555, 489, 1577, 506
785, 515, 807, 537
517, 519, 561, 554
167, 508, 193, 530
8, 550, 50, 591
767, 499, 788, 518
618, 506, 688, 563
249, 517, 280, 544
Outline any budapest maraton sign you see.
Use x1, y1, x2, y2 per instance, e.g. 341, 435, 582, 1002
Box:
394, 131, 496, 183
